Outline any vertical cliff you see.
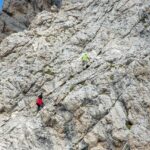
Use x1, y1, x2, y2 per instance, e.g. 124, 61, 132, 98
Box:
0, 0, 150, 149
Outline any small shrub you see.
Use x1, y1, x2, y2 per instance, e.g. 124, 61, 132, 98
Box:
44, 69, 55, 76
70, 85, 76, 92
126, 120, 133, 130
110, 74, 114, 80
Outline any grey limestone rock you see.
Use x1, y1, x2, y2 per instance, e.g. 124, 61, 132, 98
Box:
0, 0, 150, 149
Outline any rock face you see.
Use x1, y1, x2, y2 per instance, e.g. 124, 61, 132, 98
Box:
0, 0, 150, 149
0, 0, 63, 42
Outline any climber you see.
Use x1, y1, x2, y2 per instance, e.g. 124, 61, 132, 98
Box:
0, 0, 4, 14
82, 52, 90, 69
49, 0, 62, 12
36, 93, 44, 111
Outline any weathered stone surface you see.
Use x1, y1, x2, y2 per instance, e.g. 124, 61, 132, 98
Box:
0, 0, 64, 42
0, 0, 150, 149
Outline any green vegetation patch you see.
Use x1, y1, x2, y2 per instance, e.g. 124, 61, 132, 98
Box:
126, 120, 133, 130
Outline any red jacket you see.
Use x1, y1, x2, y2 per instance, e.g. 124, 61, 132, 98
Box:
36, 98, 43, 106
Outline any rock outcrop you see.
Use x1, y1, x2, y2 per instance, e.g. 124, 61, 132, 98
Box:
0, 0, 63, 42
0, 0, 150, 149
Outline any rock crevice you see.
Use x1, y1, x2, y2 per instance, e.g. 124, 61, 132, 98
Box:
0, 0, 150, 149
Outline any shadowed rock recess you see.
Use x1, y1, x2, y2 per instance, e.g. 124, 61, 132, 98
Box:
0, 0, 64, 42
0, 0, 150, 150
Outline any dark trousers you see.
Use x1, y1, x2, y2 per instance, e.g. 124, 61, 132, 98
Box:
37, 104, 44, 111
82, 61, 90, 69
